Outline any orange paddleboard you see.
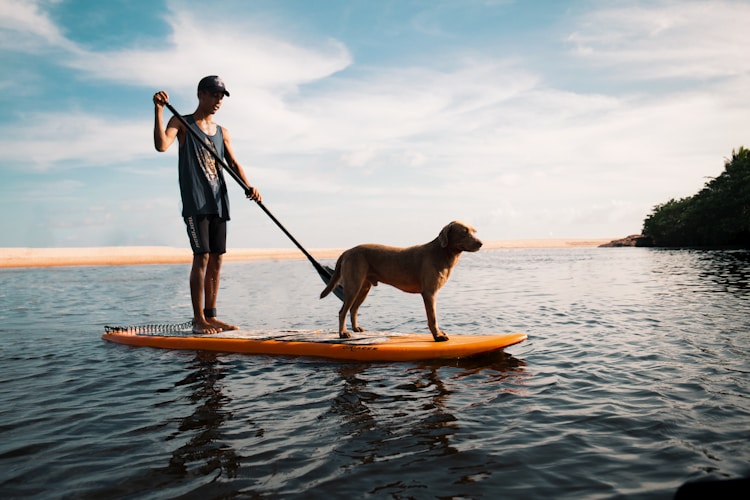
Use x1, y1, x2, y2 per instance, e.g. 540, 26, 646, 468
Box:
102, 329, 527, 362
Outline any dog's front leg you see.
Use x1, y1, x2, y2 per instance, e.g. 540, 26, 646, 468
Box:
421, 292, 449, 342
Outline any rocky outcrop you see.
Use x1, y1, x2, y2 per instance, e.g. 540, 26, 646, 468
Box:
599, 234, 654, 247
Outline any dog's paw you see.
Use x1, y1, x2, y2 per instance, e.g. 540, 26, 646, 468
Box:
433, 332, 449, 342
339, 331, 353, 339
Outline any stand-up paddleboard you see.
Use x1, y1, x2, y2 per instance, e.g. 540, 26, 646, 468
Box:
102, 327, 527, 362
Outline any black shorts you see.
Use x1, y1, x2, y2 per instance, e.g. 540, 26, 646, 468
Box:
184, 215, 227, 255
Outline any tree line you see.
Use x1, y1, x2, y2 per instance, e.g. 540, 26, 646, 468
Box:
642, 147, 750, 247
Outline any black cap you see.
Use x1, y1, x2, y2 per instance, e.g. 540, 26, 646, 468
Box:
197, 75, 230, 96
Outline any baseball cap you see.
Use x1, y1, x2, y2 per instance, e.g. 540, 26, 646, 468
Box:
197, 75, 230, 96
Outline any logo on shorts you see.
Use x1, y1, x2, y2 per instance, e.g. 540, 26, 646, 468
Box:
187, 216, 200, 248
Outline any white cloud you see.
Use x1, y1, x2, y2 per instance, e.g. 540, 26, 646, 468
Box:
568, 0, 750, 80
0, 0, 76, 53
0, 111, 152, 169
66, 9, 351, 91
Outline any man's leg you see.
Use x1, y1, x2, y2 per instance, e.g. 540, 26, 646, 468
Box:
190, 253, 218, 334
204, 253, 238, 331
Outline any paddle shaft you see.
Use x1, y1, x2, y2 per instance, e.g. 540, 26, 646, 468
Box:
163, 101, 339, 290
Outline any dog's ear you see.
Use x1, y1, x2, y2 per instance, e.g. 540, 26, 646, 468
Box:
439, 222, 456, 247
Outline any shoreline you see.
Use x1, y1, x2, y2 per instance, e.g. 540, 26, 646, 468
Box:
0, 239, 614, 269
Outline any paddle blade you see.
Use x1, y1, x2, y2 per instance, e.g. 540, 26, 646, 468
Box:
317, 265, 344, 301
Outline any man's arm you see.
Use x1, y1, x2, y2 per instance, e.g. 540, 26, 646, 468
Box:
153, 91, 181, 152
223, 127, 262, 202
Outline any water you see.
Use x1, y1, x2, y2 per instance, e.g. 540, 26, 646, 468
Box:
1, 248, 748, 499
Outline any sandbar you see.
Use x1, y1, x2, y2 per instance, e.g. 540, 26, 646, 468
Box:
0, 239, 614, 269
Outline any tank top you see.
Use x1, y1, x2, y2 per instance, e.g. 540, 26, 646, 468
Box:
178, 115, 230, 220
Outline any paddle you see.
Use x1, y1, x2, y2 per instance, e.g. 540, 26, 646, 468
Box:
163, 101, 344, 301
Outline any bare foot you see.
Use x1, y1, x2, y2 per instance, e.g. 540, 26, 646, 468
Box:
192, 320, 219, 335
208, 318, 238, 332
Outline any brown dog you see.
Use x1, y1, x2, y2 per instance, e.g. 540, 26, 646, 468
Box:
320, 221, 482, 341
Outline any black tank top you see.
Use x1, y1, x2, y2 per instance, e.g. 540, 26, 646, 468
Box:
178, 115, 230, 219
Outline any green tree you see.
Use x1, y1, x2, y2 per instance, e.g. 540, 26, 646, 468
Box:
642, 147, 750, 247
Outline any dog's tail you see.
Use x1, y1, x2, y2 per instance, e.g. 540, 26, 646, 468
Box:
320, 258, 342, 299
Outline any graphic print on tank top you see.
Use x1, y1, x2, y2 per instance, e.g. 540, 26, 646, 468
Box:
197, 139, 219, 183
178, 115, 230, 219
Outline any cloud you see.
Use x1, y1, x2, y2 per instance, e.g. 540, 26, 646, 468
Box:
65, 8, 352, 92
8, 0, 742, 182
0, 111, 152, 170
0, 0, 76, 53
568, 0, 750, 80
288, 61, 540, 149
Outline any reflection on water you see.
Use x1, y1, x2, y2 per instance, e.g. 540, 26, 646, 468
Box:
0, 248, 748, 498
162, 352, 240, 481
693, 250, 750, 292
315, 354, 530, 497
331, 363, 459, 462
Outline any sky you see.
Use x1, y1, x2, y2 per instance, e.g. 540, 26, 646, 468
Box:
1, 0, 748, 249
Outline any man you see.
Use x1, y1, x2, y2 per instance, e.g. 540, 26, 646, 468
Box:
153, 75, 261, 334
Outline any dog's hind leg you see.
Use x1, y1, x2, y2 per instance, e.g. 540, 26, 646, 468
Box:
338, 279, 368, 339
337, 298, 353, 338
348, 282, 372, 333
